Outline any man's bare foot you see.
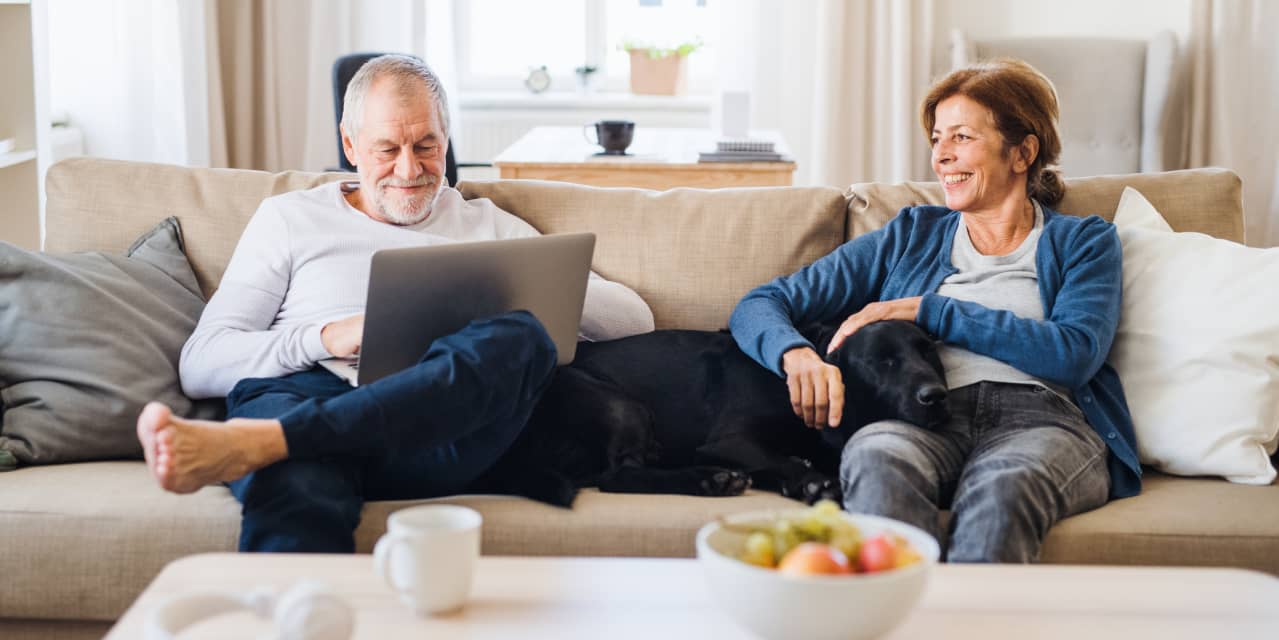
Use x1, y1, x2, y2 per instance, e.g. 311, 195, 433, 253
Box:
137, 402, 166, 473
136, 402, 289, 494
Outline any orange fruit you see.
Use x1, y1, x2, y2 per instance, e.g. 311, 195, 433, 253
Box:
777, 542, 852, 576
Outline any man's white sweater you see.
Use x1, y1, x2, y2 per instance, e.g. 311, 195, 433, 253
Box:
180, 182, 654, 399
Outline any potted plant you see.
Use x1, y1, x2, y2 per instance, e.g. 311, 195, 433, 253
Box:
621, 39, 702, 96
575, 65, 599, 93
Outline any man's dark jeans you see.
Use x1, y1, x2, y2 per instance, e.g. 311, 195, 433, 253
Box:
225, 310, 556, 553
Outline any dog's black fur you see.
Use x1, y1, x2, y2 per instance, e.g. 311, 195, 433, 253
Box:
475, 320, 948, 507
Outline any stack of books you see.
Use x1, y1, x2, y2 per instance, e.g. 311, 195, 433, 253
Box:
698, 138, 788, 163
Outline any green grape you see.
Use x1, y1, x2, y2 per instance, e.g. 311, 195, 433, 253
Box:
772, 520, 801, 560
741, 532, 776, 567
794, 513, 829, 541
729, 501, 883, 570
838, 515, 864, 541
773, 519, 795, 536
828, 524, 862, 559
812, 499, 842, 517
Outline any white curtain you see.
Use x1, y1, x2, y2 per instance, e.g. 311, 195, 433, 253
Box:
1187, 0, 1279, 246
47, 0, 203, 165
48, 0, 458, 171
199, 0, 458, 172
718, 0, 935, 188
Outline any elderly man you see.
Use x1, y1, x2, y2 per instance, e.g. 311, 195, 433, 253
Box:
136, 55, 654, 553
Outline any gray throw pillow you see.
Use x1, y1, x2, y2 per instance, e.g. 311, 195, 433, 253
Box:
0, 217, 223, 467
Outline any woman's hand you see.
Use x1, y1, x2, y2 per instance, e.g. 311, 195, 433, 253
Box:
782, 347, 844, 429
826, 297, 924, 354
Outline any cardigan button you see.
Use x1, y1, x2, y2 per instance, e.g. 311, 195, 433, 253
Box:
1107, 432, 1117, 440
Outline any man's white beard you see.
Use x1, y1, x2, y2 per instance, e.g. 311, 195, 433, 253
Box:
374, 175, 441, 225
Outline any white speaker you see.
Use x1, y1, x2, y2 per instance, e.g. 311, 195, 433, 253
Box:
720, 90, 751, 138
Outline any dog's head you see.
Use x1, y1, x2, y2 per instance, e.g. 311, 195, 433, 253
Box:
804, 320, 949, 444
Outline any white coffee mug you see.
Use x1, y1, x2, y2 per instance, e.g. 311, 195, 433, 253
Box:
373, 505, 481, 615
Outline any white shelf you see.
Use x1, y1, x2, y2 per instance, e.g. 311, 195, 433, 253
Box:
0, 149, 37, 169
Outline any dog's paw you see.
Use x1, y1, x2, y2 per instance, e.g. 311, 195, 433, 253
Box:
804, 479, 842, 505
695, 467, 751, 497
781, 471, 841, 504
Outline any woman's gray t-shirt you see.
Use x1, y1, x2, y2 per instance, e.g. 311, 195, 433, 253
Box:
935, 201, 1070, 399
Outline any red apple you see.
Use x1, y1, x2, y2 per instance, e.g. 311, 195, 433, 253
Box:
858, 535, 898, 573
777, 542, 852, 576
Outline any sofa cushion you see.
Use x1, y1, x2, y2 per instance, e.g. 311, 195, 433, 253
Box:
0, 462, 240, 621
1039, 472, 1279, 572
0, 218, 221, 466
847, 168, 1244, 242
459, 180, 847, 330
4, 463, 1276, 623
356, 489, 804, 560
1108, 187, 1279, 484
0, 461, 801, 621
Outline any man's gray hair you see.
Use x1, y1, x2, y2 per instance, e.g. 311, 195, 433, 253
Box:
341, 54, 450, 143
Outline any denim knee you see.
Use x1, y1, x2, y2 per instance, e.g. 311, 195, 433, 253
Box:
839, 421, 949, 540
432, 310, 558, 403
947, 452, 1108, 563
839, 421, 942, 491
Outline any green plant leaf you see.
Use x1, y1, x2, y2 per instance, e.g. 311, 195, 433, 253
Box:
621, 37, 703, 59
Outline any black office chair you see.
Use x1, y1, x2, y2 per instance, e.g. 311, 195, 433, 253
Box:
332, 52, 458, 187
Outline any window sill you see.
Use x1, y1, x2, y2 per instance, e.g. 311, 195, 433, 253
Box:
457, 91, 712, 112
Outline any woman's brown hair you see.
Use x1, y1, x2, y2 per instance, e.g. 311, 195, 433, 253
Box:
920, 58, 1065, 206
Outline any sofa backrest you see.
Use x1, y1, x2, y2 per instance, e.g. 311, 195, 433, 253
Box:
45, 158, 347, 299
44, 159, 1243, 331
43, 158, 846, 331
456, 181, 846, 330
847, 168, 1244, 243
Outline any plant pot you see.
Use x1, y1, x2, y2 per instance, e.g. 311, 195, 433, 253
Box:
627, 50, 688, 96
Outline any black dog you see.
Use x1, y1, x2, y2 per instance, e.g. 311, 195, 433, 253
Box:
475, 320, 948, 507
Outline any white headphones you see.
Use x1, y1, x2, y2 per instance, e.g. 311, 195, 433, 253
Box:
144, 581, 355, 640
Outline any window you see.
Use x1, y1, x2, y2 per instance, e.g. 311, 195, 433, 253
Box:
455, 0, 719, 93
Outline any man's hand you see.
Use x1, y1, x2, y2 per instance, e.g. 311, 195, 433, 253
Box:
826, 297, 923, 355
321, 314, 365, 358
782, 347, 844, 429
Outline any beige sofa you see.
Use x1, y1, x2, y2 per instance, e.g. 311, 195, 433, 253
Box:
2, 158, 1277, 639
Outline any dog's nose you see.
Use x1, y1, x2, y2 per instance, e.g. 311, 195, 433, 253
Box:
917, 384, 947, 406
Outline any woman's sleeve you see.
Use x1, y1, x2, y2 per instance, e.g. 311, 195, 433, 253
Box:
730, 210, 910, 376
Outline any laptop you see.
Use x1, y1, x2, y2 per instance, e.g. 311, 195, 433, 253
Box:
319, 232, 596, 387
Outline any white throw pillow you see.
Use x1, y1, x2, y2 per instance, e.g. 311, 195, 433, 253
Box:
1108, 187, 1279, 484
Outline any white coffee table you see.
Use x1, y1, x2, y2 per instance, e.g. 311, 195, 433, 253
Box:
105, 553, 1279, 639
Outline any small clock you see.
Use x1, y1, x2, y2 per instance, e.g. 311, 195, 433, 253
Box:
524, 65, 552, 94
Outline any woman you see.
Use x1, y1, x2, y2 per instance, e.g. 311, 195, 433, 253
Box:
729, 59, 1139, 563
